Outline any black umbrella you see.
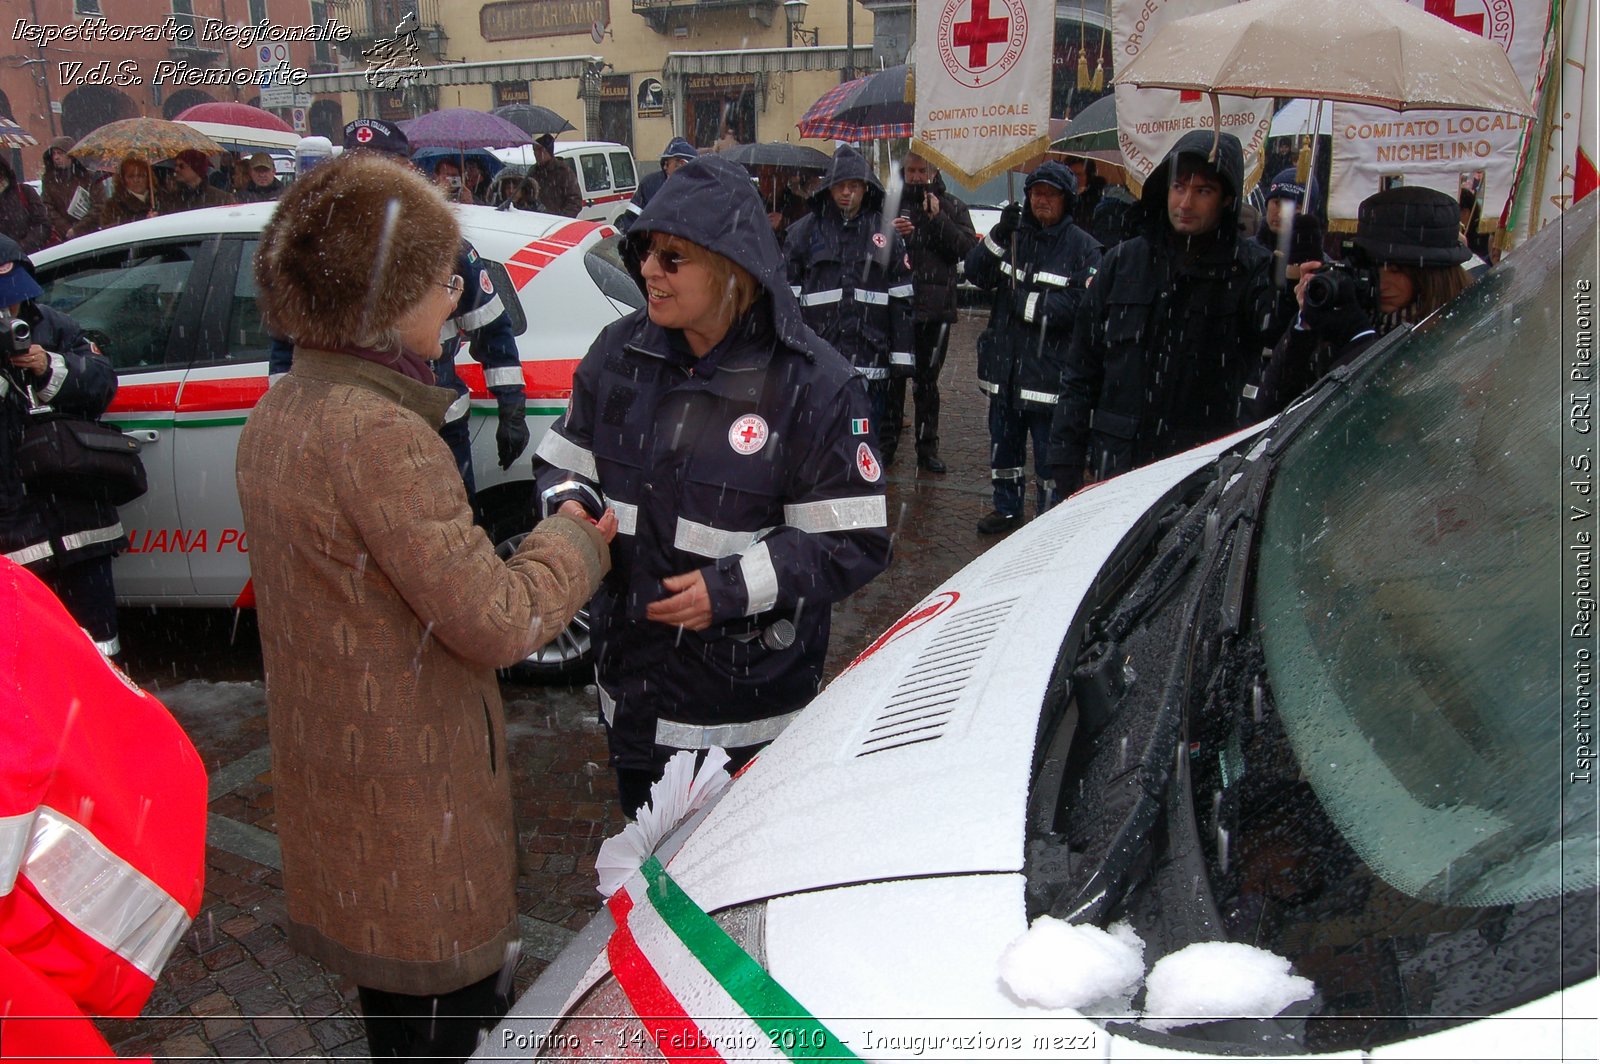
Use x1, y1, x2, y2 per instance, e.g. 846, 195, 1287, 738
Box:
491, 104, 576, 137
719, 141, 833, 172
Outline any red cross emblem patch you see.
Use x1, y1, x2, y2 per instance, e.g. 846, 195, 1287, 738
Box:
856, 442, 881, 483
355, 126, 374, 143
872, 232, 887, 248
729, 414, 769, 455
938, 0, 1029, 88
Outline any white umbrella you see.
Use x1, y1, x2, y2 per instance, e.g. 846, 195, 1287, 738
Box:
1270, 98, 1334, 138
1113, 0, 1534, 118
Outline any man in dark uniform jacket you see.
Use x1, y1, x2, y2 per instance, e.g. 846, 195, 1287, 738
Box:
1051, 130, 1276, 496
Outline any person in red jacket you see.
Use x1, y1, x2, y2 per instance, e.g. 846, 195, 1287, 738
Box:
0, 557, 208, 1061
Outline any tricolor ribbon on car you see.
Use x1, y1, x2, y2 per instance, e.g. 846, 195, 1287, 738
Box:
606, 856, 859, 1063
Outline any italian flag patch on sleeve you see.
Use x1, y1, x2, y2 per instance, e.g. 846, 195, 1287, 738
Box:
851, 418, 870, 435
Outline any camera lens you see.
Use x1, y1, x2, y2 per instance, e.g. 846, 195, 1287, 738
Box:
1303, 272, 1339, 309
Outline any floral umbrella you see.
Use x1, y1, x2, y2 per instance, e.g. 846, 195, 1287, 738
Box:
68, 117, 221, 170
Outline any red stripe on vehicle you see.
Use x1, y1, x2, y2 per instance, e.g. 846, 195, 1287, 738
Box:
606, 889, 722, 1064
105, 380, 181, 415
233, 580, 255, 609
453, 358, 579, 400
502, 222, 602, 291
175, 377, 268, 413
586, 191, 633, 207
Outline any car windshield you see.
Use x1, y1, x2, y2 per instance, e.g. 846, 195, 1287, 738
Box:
1255, 202, 1596, 909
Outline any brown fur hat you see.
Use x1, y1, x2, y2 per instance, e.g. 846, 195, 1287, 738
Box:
256, 152, 458, 350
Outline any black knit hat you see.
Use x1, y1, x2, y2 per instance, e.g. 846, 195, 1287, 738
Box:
1353, 186, 1469, 267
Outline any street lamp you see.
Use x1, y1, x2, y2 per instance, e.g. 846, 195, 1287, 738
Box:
784, 0, 818, 46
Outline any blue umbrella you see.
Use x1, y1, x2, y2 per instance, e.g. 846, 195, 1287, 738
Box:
411, 146, 504, 181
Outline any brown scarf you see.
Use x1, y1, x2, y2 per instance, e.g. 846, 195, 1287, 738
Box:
327, 343, 436, 387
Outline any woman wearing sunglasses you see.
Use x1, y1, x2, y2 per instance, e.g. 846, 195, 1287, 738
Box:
533, 152, 893, 816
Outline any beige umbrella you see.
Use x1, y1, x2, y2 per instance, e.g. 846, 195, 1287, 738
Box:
68, 117, 223, 171
1112, 0, 1534, 118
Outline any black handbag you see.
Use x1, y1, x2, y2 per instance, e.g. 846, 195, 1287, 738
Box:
15, 411, 148, 506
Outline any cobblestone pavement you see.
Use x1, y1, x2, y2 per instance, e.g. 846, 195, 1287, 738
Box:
102, 311, 1023, 1060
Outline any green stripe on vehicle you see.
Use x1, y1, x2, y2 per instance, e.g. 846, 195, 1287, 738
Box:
638, 857, 860, 1062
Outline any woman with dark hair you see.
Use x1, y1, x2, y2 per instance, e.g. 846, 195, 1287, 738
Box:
1247, 185, 1473, 420
0, 156, 51, 252
532, 153, 892, 816
236, 151, 614, 1060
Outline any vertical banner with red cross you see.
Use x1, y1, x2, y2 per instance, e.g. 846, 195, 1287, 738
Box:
1109, 0, 1275, 193
911, 0, 1055, 186
1327, 0, 1549, 234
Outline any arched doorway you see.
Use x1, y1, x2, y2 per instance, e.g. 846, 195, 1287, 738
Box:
163, 89, 216, 119
309, 98, 343, 141
61, 86, 140, 141
0, 89, 13, 121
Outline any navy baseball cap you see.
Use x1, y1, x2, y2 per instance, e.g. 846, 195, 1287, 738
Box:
0, 236, 42, 308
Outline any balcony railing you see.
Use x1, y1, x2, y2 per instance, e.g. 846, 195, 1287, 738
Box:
634, 0, 779, 33
326, 0, 447, 60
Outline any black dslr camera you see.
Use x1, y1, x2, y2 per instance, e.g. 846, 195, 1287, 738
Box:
1304, 260, 1377, 314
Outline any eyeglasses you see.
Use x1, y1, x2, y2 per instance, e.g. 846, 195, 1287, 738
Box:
440, 274, 464, 296
638, 247, 691, 274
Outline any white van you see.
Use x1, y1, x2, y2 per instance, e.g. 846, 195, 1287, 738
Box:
492, 141, 638, 222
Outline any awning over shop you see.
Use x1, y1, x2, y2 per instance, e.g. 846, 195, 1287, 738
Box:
300, 55, 605, 94
662, 46, 873, 78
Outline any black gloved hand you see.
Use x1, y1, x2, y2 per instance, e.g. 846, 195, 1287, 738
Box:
989, 201, 1024, 245
495, 396, 530, 470
1302, 271, 1372, 349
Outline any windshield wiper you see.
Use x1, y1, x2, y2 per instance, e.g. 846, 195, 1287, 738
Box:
1056, 450, 1274, 925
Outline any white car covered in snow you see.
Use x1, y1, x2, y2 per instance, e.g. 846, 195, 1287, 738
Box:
28, 203, 643, 676
475, 197, 1600, 1057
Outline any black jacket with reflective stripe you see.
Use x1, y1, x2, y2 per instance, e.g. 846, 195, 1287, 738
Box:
965, 215, 1103, 408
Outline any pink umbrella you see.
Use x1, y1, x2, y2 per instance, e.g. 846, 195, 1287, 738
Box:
174, 102, 293, 133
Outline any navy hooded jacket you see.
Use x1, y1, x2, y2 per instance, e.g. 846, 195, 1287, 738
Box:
964, 161, 1103, 411
782, 145, 915, 379
531, 153, 891, 769
1050, 130, 1276, 492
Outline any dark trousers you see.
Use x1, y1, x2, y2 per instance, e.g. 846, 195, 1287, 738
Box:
35, 554, 119, 656
881, 321, 951, 461
358, 971, 509, 1060
438, 413, 483, 525
988, 398, 1058, 517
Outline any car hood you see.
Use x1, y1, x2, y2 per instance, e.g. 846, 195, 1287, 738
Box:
667, 428, 1264, 913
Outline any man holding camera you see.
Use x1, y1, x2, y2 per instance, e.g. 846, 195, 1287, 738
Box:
0, 235, 126, 656
887, 153, 976, 473
1051, 131, 1276, 498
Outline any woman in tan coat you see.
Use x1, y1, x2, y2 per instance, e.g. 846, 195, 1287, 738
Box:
235, 152, 614, 1059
